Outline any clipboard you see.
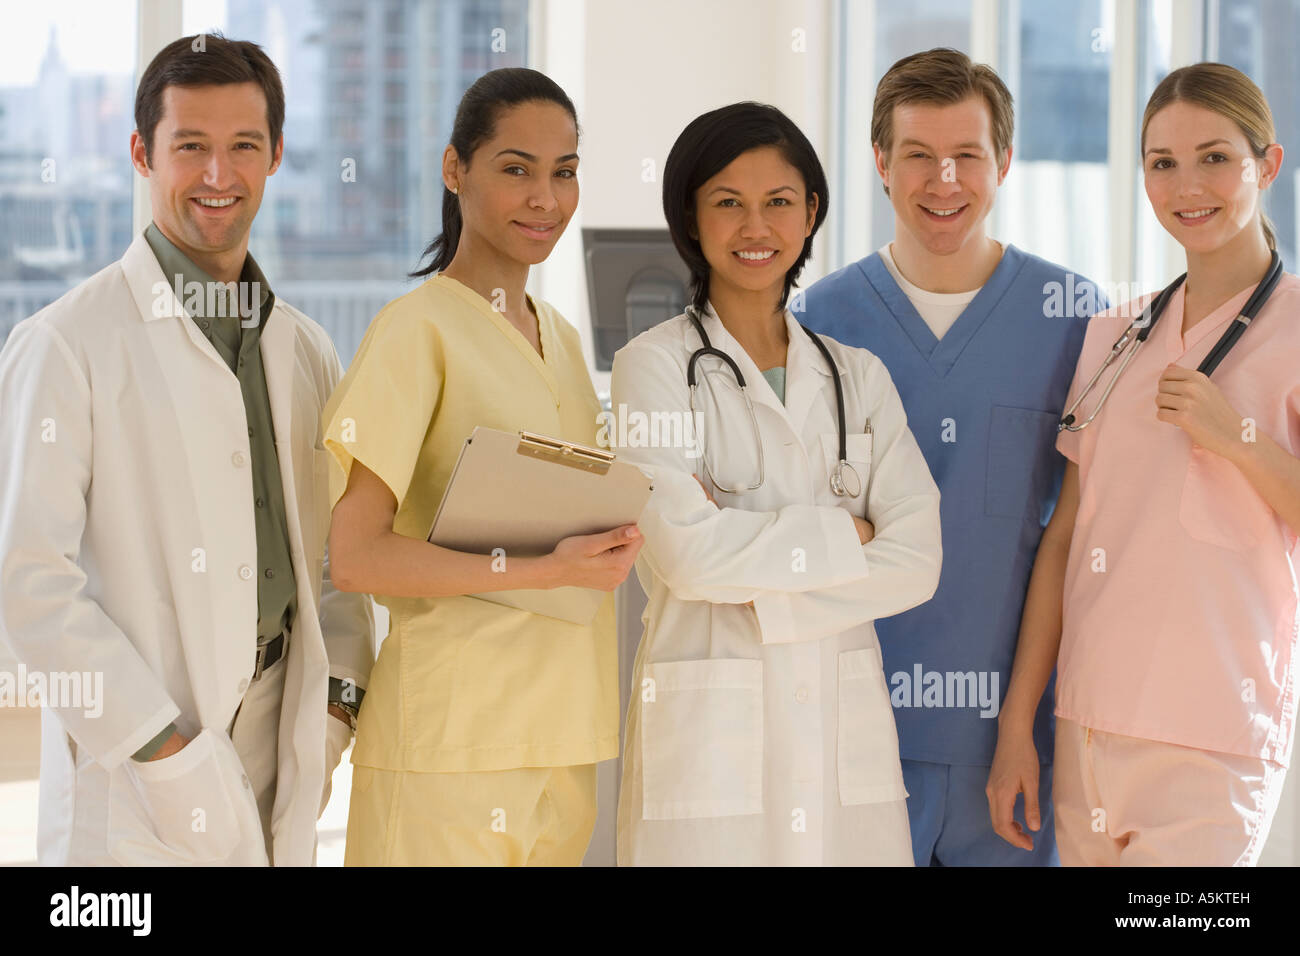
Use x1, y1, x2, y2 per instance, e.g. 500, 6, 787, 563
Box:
427, 427, 654, 624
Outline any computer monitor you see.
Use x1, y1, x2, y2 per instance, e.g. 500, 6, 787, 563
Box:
582, 228, 692, 371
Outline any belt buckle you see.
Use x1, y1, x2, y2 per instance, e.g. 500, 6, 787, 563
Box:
252, 642, 269, 682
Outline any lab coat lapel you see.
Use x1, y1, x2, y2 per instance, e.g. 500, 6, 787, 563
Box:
781, 309, 834, 436
121, 233, 243, 375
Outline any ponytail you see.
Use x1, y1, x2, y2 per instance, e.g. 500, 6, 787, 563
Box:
411, 187, 464, 278
1261, 211, 1278, 252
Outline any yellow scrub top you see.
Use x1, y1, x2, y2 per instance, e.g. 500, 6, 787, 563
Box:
321, 274, 619, 772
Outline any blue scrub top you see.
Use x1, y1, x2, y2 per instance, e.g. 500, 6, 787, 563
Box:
803, 245, 1103, 767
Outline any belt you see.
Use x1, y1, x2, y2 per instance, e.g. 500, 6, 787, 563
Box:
252, 632, 285, 681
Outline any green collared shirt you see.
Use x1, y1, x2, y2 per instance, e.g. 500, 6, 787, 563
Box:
134, 224, 298, 760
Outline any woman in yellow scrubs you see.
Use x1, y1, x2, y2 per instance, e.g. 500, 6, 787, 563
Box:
323, 68, 642, 866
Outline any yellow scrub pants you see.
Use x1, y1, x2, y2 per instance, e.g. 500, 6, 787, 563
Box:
344, 763, 598, 866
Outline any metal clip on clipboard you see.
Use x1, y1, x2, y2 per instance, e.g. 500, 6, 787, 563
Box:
513, 430, 615, 475
427, 426, 654, 624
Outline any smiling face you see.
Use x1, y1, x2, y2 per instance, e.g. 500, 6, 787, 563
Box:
875, 95, 1009, 256
1143, 100, 1279, 257
130, 82, 280, 268
445, 100, 579, 267
691, 145, 818, 305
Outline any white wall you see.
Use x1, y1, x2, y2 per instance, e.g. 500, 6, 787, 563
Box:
534, 0, 834, 398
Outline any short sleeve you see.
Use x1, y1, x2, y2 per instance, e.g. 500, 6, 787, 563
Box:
1054, 348, 1088, 464
322, 301, 444, 509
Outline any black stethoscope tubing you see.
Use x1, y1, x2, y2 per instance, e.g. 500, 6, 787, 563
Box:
1059, 250, 1283, 431
685, 307, 848, 466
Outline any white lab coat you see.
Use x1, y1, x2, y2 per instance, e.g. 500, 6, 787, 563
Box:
611, 303, 942, 866
0, 233, 375, 866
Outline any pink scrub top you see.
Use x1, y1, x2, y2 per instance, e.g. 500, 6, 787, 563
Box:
1055, 272, 1300, 766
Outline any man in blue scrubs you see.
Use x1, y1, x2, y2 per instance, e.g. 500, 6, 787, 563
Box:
803, 48, 1104, 865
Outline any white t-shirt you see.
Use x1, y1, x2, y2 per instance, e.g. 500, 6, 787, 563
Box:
878, 243, 994, 341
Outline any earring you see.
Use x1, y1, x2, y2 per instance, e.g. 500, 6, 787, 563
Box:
451, 185, 459, 195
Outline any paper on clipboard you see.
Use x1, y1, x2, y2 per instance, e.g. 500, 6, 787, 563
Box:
427, 427, 654, 624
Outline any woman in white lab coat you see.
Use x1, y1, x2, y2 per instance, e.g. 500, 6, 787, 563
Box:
611, 103, 943, 866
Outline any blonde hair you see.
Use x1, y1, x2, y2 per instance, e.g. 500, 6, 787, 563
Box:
1141, 62, 1279, 251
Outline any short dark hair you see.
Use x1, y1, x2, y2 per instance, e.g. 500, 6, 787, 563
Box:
662, 102, 828, 314
411, 68, 580, 278
134, 32, 285, 167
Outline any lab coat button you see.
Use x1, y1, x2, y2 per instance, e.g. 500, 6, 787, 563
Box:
232, 451, 247, 467
241, 774, 251, 790
238, 564, 254, 580
237, 678, 249, 693
795, 687, 808, 703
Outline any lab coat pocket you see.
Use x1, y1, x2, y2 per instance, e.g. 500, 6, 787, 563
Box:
820, 432, 873, 510
985, 405, 1060, 522
106, 727, 243, 864
1178, 445, 1267, 552
640, 658, 763, 819
837, 646, 908, 805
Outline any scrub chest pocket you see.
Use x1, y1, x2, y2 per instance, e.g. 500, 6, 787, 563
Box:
1179, 445, 1269, 552
985, 405, 1061, 522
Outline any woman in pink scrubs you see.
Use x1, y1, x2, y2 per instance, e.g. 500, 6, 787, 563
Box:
987, 62, 1300, 865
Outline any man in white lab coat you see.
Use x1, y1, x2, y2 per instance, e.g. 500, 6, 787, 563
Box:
0, 34, 374, 865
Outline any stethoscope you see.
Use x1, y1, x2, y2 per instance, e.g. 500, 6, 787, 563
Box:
685, 306, 862, 497
1059, 250, 1283, 432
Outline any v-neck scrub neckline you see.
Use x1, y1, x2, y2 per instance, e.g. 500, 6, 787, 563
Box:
857, 245, 1030, 378
432, 273, 557, 397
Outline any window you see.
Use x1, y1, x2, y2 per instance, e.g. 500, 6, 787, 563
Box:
1207, 0, 1299, 268
832, 0, 1293, 295
996, 0, 1112, 285
0, 1, 137, 350
182, 0, 530, 364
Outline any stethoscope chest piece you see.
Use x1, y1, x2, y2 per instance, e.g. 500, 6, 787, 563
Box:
829, 460, 862, 498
